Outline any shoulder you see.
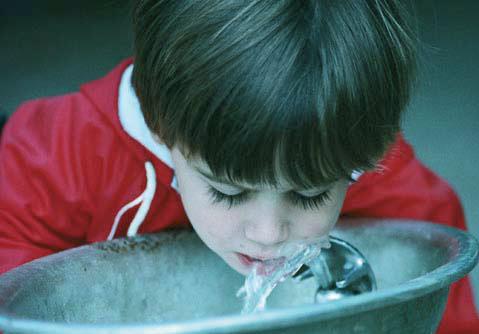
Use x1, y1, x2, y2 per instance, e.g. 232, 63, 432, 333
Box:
3, 93, 119, 160
7, 93, 105, 131
4, 59, 134, 153
342, 133, 465, 229
2, 89, 144, 191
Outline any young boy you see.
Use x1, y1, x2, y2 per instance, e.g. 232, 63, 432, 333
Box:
0, 0, 477, 332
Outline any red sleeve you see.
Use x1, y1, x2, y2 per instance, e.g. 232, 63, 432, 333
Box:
0, 96, 95, 274
342, 133, 479, 334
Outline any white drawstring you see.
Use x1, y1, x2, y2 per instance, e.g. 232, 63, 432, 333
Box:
107, 161, 157, 240
127, 162, 157, 237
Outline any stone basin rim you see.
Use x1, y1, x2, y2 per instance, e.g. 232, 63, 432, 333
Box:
0, 219, 477, 334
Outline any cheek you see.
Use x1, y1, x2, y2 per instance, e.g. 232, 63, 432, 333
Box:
293, 210, 337, 238
292, 186, 347, 238
180, 186, 241, 247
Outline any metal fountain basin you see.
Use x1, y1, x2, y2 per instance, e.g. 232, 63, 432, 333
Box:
0, 218, 477, 334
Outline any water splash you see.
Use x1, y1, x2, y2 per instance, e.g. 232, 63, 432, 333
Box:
237, 236, 331, 313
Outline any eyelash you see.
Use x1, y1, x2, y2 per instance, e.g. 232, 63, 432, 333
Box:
207, 187, 250, 209
207, 187, 332, 210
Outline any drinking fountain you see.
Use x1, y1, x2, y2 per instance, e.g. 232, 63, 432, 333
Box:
0, 218, 477, 334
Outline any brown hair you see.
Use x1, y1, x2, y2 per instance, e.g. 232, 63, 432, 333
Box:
132, 0, 417, 188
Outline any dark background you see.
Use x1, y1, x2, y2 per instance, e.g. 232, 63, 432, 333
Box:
1, 0, 478, 302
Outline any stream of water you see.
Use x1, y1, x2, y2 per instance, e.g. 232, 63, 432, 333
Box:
237, 236, 331, 313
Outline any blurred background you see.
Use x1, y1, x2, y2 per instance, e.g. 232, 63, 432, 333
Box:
0, 0, 478, 302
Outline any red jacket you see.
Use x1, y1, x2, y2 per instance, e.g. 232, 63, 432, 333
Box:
0, 60, 477, 333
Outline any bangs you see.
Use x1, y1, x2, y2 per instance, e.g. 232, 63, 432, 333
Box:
132, 0, 416, 188
180, 61, 357, 188
172, 40, 382, 189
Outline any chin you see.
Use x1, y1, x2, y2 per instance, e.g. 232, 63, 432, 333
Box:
233, 265, 250, 276
222, 253, 250, 276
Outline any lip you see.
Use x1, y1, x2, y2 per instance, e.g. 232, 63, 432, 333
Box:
237, 253, 286, 272
237, 253, 258, 267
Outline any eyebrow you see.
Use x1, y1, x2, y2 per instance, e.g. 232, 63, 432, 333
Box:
193, 166, 334, 192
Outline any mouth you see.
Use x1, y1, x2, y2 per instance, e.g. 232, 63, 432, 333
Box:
236, 253, 286, 274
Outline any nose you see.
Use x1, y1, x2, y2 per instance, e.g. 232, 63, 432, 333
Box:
244, 206, 289, 247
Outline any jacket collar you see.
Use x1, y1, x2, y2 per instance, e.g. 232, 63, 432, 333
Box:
118, 65, 178, 189
80, 59, 177, 189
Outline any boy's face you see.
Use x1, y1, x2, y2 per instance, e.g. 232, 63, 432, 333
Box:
171, 147, 349, 276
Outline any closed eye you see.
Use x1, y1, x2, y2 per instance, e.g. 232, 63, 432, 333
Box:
207, 186, 250, 208
207, 186, 331, 211
287, 191, 332, 210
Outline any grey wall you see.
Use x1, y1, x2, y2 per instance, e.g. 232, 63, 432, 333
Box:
403, 0, 479, 301
0, 1, 133, 114
1, 0, 478, 303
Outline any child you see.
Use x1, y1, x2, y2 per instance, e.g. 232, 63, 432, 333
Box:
0, 0, 477, 332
